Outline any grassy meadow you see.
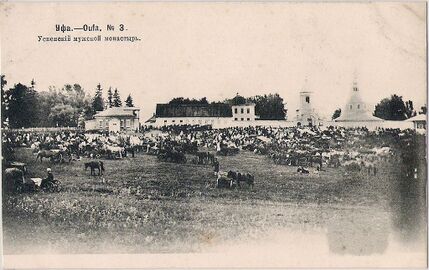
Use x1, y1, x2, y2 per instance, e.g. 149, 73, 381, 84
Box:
2, 147, 423, 254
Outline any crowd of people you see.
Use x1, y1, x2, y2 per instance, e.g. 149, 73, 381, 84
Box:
2, 124, 424, 180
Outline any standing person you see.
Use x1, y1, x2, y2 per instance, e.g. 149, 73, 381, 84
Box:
213, 158, 220, 177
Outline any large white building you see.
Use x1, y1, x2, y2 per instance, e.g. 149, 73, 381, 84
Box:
85, 107, 140, 132
151, 102, 257, 128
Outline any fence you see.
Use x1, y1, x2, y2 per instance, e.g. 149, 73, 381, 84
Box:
2, 127, 84, 133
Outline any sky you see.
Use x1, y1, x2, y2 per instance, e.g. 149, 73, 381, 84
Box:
1, 2, 426, 122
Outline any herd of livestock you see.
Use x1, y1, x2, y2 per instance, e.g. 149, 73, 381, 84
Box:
2, 124, 424, 192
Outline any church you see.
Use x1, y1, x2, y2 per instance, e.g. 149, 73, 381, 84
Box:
295, 91, 322, 127
334, 80, 383, 126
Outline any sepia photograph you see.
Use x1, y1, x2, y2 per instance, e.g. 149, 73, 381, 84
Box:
1, 1, 427, 268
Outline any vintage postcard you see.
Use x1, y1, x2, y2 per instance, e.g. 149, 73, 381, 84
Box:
1, 1, 427, 269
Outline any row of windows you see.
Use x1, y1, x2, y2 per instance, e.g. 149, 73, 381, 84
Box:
349, 104, 361, 110
234, 108, 251, 114
163, 119, 221, 124
234, 118, 251, 121
162, 118, 254, 124
99, 119, 132, 128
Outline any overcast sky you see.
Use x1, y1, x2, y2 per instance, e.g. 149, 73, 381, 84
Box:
1, 2, 426, 121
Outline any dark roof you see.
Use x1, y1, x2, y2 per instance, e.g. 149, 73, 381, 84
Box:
145, 115, 156, 123
95, 107, 139, 117
156, 103, 232, 118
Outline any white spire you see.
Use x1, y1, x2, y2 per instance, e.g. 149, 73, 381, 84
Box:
352, 71, 358, 92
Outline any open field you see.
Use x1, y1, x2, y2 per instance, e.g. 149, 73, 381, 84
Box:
3, 147, 426, 254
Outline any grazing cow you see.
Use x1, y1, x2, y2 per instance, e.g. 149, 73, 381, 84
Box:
84, 161, 105, 176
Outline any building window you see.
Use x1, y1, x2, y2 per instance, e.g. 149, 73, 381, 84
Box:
247, 118, 250, 121
172, 120, 175, 123
180, 120, 183, 123
241, 118, 244, 121
247, 108, 250, 114
350, 105, 353, 110
357, 104, 360, 109
120, 119, 124, 128
241, 108, 244, 114
234, 118, 238, 121
126, 119, 131, 127
306, 96, 310, 103
234, 108, 238, 114
164, 120, 167, 123
99, 120, 103, 128
105, 120, 108, 128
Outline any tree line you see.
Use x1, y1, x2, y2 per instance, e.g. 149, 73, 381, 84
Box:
1, 75, 135, 128
331, 94, 426, 120
167, 93, 288, 120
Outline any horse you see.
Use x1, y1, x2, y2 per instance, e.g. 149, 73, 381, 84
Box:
36, 150, 62, 163
216, 172, 235, 189
84, 161, 105, 176
194, 151, 215, 165
124, 145, 136, 158
104, 145, 124, 159
227, 170, 254, 188
157, 149, 187, 163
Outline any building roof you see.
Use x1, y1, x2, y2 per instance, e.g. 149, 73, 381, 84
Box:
156, 103, 232, 118
231, 103, 256, 107
145, 115, 156, 123
406, 114, 427, 122
95, 107, 139, 118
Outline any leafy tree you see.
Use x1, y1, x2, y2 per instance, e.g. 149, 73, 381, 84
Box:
168, 97, 209, 105
374, 94, 416, 120
113, 88, 122, 107
332, 108, 341, 120
107, 87, 113, 108
419, 105, 427, 115
36, 84, 92, 127
247, 93, 287, 120
49, 104, 78, 127
7, 82, 38, 128
92, 83, 104, 112
125, 94, 134, 107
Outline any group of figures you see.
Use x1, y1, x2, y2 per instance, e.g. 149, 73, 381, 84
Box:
2, 124, 424, 194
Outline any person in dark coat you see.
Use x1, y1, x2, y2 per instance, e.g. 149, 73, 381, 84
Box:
213, 158, 220, 176
41, 168, 54, 189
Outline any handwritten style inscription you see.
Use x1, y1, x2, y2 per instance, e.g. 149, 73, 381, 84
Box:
37, 24, 142, 43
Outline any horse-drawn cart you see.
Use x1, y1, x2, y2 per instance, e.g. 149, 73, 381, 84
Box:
3, 164, 62, 194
